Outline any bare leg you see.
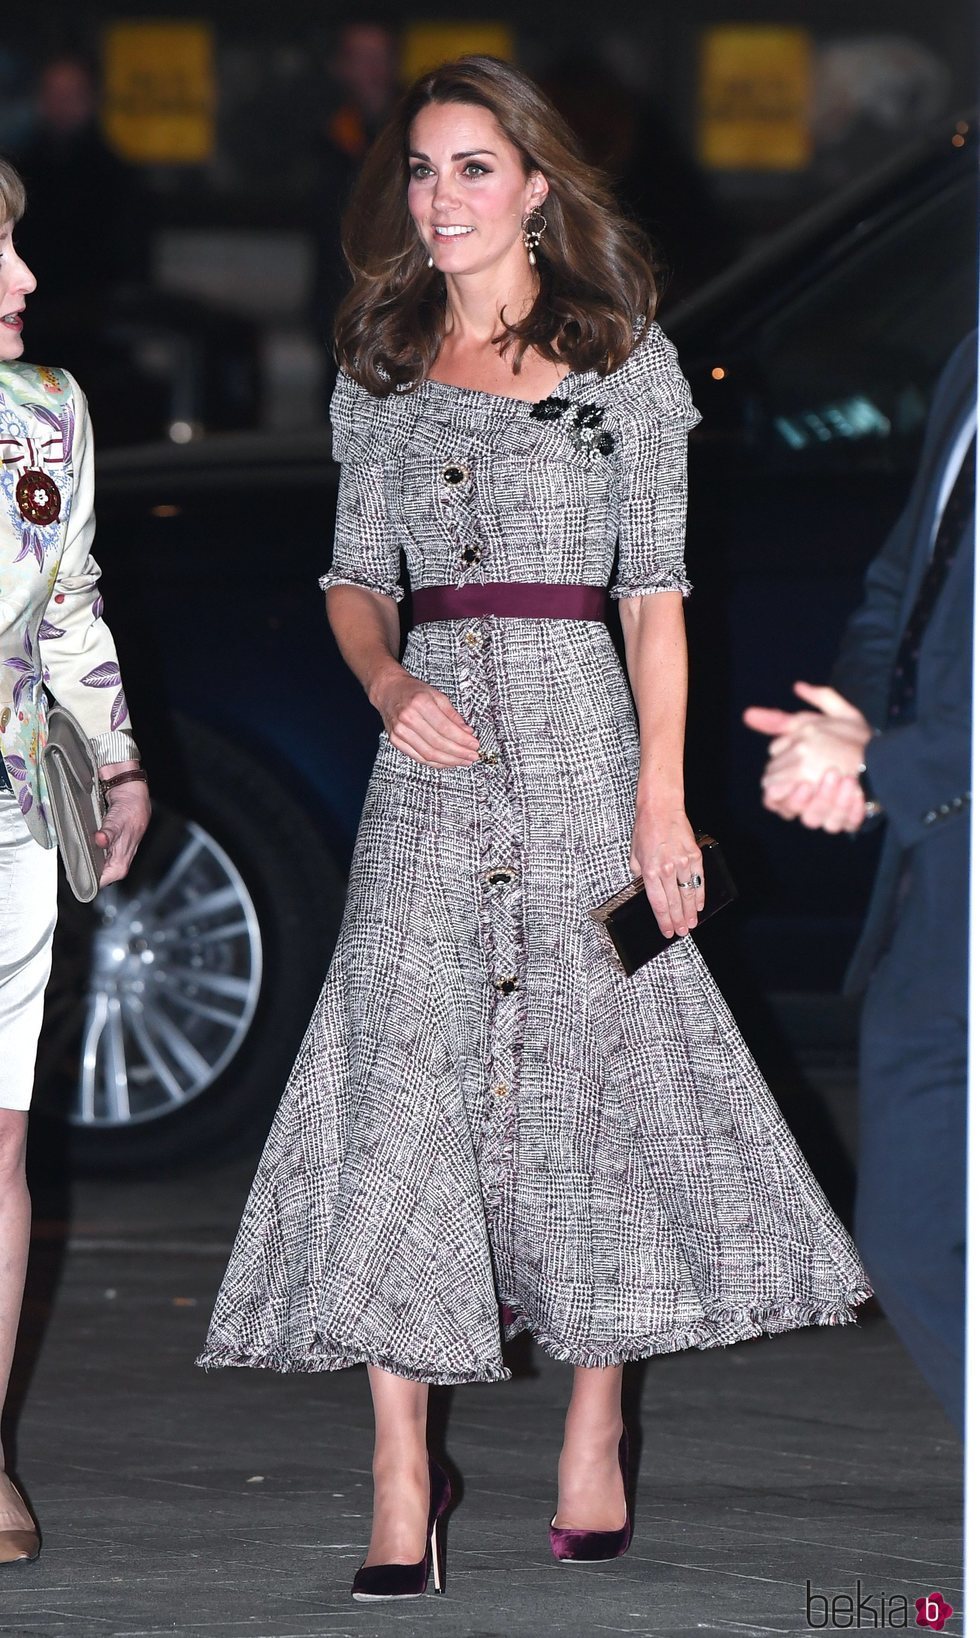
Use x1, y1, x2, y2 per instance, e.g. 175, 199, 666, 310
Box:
0, 1111, 33, 1529
554, 1363, 626, 1530
363, 1365, 430, 1566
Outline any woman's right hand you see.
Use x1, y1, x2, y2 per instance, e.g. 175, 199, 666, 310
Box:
373, 668, 481, 767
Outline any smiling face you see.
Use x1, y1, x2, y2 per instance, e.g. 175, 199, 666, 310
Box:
0, 219, 36, 361
406, 100, 548, 279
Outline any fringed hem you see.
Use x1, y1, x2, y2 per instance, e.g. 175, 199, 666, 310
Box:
500, 1284, 875, 1368
194, 1341, 510, 1386
195, 1285, 872, 1386
608, 575, 693, 602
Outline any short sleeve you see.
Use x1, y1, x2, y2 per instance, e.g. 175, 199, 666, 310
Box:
607, 323, 702, 601
319, 370, 404, 603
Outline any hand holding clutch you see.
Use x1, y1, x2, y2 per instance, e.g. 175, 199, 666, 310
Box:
589, 836, 737, 977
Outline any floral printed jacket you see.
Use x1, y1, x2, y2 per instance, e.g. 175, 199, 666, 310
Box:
0, 361, 137, 848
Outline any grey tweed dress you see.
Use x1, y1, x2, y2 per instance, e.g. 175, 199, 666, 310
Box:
198, 322, 872, 1384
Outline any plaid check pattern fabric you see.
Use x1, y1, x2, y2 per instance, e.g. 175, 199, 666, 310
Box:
198, 324, 871, 1383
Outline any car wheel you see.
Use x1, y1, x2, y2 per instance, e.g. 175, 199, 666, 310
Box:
35, 720, 346, 1174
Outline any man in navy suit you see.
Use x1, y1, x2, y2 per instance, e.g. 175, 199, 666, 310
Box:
745, 331, 975, 1437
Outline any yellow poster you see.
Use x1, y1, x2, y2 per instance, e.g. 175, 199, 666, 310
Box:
699, 27, 812, 171
102, 22, 215, 164
402, 24, 514, 83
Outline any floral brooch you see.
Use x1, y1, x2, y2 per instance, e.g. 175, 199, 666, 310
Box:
529, 397, 613, 461
15, 469, 61, 526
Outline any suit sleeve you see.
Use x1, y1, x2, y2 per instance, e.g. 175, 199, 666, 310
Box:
829, 502, 916, 725
39, 375, 140, 765
861, 569, 972, 850
831, 336, 976, 844
831, 334, 979, 720
864, 717, 970, 848
832, 505, 971, 849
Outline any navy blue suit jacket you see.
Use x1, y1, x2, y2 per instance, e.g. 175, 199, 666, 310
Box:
831, 332, 975, 998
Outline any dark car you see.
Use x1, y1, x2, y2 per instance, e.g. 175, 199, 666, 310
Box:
34, 113, 977, 1172
23, 288, 263, 448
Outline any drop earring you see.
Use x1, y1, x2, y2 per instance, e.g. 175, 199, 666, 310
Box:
521, 208, 547, 266
427, 254, 434, 268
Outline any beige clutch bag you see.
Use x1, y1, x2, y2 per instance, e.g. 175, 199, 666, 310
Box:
41, 703, 106, 903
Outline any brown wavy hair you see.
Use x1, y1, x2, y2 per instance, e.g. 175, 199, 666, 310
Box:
334, 55, 662, 396
0, 157, 26, 227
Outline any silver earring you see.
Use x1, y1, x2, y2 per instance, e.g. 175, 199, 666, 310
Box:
522, 208, 547, 266
427, 254, 434, 268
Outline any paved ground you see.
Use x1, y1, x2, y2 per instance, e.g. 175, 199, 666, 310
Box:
0, 1136, 964, 1638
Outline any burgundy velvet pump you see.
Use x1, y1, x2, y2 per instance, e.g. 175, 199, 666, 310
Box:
549, 1431, 633, 1563
350, 1458, 452, 1600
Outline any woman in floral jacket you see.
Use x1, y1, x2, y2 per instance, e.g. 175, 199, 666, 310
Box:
0, 158, 149, 1564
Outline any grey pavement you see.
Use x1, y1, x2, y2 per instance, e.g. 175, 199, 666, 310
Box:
0, 1139, 964, 1638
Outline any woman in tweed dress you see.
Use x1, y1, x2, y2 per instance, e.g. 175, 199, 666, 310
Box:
200, 57, 872, 1595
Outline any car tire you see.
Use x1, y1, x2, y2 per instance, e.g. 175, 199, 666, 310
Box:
35, 717, 347, 1175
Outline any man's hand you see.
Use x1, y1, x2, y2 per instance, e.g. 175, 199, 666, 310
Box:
95, 760, 151, 886
743, 682, 873, 834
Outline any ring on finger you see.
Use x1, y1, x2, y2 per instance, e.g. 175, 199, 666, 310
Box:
677, 872, 702, 891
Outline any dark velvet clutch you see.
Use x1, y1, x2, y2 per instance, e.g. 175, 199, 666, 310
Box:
588, 836, 737, 977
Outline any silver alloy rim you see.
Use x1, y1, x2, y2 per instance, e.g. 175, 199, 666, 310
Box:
41, 816, 263, 1129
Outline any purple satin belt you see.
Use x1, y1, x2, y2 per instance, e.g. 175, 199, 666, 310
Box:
411, 582, 607, 624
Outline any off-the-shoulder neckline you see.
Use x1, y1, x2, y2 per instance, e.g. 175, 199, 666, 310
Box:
416, 324, 661, 406
355, 324, 663, 408
421, 369, 578, 406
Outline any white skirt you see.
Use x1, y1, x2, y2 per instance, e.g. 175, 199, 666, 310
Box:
0, 786, 57, 1111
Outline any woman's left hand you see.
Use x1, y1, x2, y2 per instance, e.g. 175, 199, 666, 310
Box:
95, 777, 151, 887
629, 805, 704, 939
